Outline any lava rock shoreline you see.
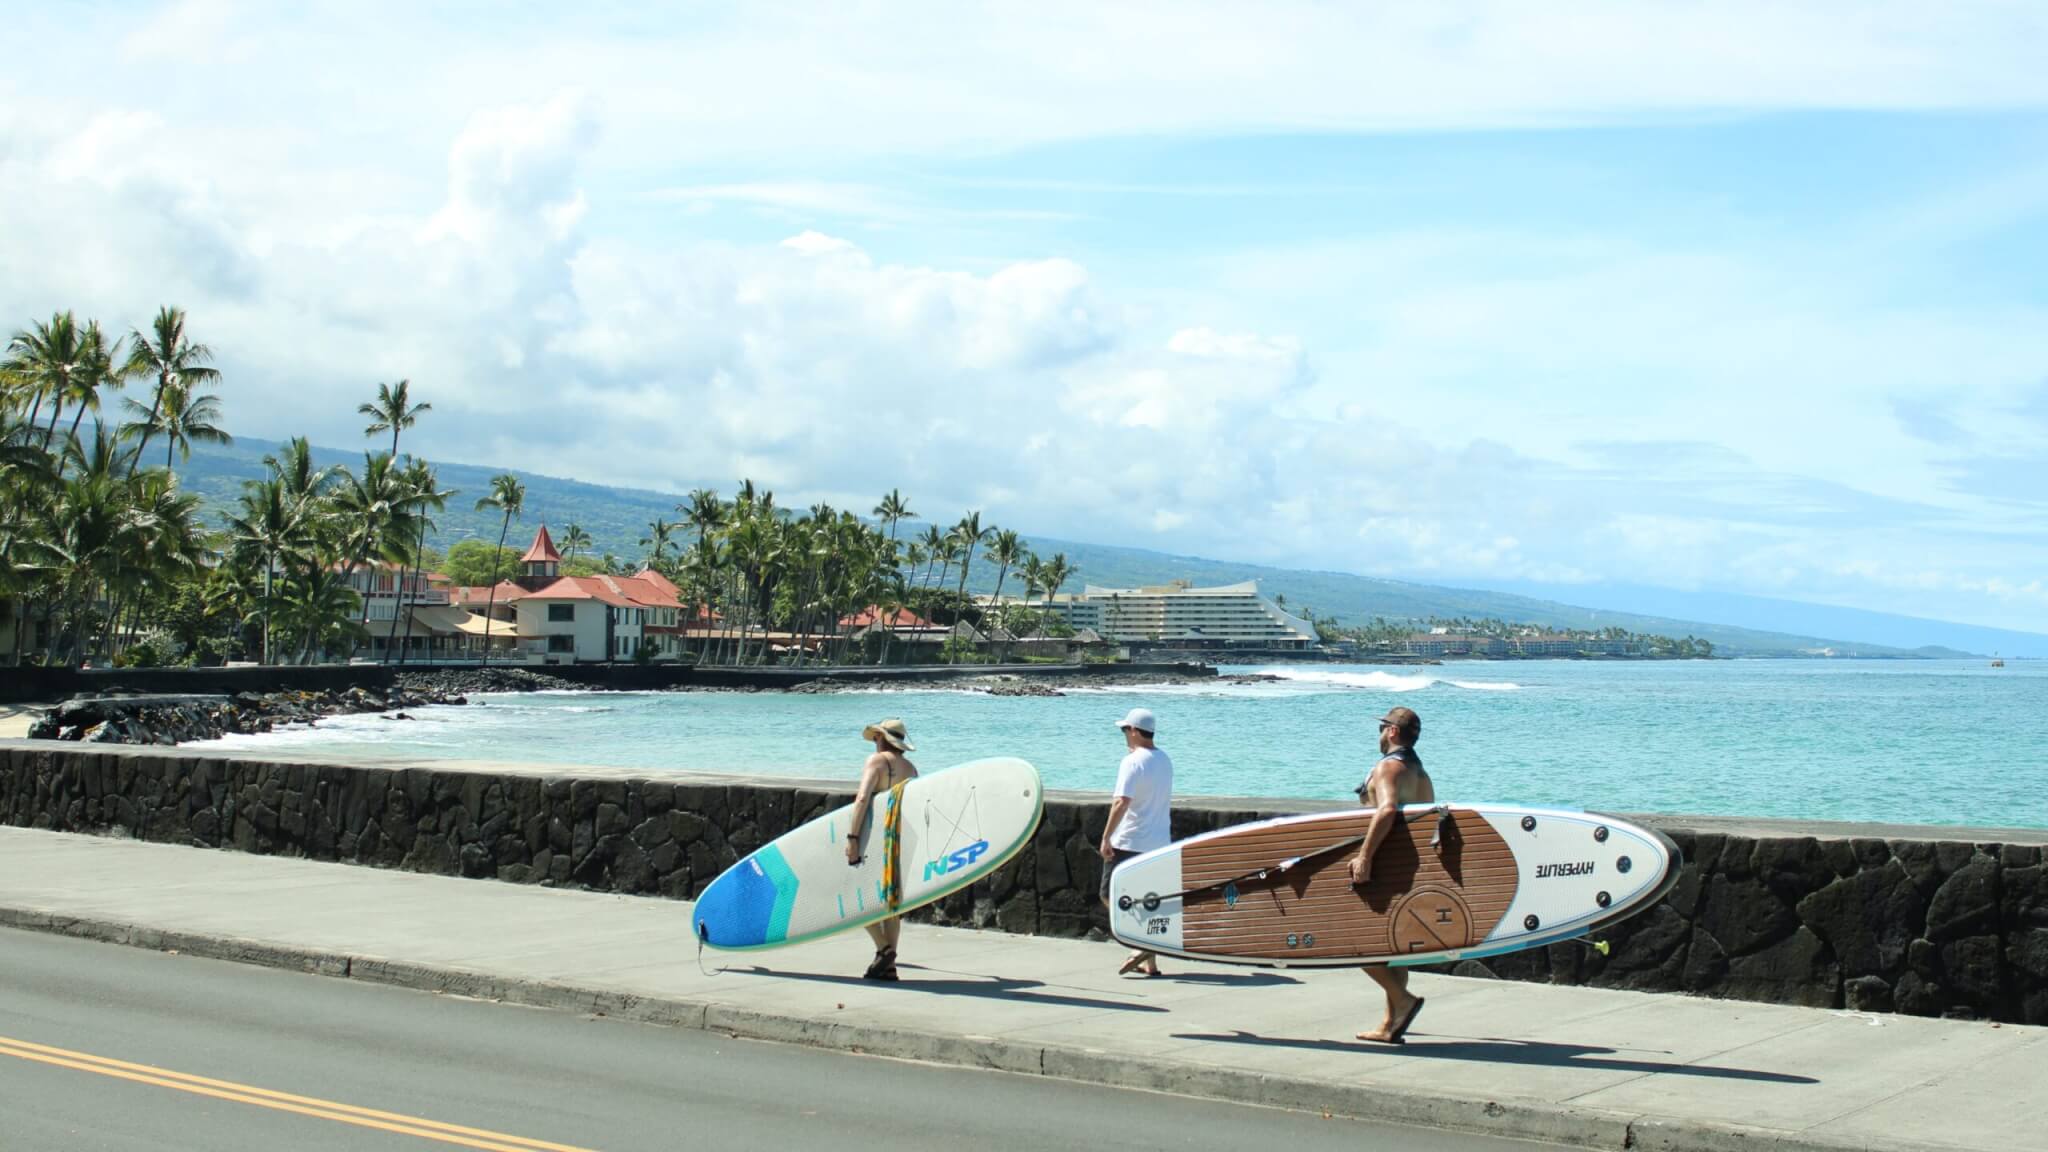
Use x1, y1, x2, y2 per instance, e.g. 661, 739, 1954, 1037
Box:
25, 668, 577, 745
19, 665, 1256, 745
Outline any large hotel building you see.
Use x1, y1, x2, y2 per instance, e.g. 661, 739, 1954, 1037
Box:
1003, 580, 1320, 650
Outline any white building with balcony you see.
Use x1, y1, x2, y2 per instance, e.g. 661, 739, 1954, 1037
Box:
994, 580, 1319, 650
494, 526, 688, 663
343, 563, 488, 662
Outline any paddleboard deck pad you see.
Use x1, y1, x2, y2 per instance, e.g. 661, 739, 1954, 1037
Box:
1108, 804, 1680, 967
694, 756, 1043, 950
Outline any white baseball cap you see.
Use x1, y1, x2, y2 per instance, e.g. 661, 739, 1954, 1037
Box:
1116, 707, 1157, 734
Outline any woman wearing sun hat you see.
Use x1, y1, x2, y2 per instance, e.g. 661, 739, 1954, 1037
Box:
847, 718, 919, 980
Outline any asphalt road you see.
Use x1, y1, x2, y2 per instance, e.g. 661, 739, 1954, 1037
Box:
0, 928, 1556, 1152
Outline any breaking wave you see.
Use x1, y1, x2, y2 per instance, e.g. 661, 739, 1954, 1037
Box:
1261, 668, 1523, 693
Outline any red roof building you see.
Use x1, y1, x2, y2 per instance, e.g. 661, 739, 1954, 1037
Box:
840, 606, 932, 630
512, 570, 688, 663
451, 581, 530, 615
523, 574, 681, 610
521, 525, 562, 565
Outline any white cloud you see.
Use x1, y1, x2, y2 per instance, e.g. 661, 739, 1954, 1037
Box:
659, 184, 905, 221
424, 92, 598, 246
118, 0, 257, 65
8, 2, 2047, 172
5, 3, 2048, 632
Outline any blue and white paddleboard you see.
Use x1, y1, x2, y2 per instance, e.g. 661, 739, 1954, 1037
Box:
693, 757, 1043, 950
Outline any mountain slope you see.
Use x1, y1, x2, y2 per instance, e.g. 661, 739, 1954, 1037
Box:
1467, 579, 2048, 660
173, 437, 2002, 657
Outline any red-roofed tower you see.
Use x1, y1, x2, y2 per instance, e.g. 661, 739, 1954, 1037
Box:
520, 525, 562, 587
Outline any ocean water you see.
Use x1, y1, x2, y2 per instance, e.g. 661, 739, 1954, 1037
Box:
183, 660, 2048, 829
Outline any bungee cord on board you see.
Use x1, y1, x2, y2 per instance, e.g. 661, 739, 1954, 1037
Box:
1117, 806, 1456, 913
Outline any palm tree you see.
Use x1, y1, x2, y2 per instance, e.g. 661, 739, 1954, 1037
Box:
864, 490, 915, 659
723, 513, 766, 665
681, 535, 723, 663
985, 528, 1025, 661
266, 437, 337, 513
333, 452, 418, 657
57, 322, 126, 469
474, 473, 525, 666
122, 307, 219, 474
0, 411, 56, 658
681, 489, 724, 542
893, 538, 930, 656
34, 469, 125, 664
931, 535, 960, 617
119, 376, 230, 469
1039, 552, 1075, 627
1019, 552, 1047, 638
388, 460, 453, 665
561, 523, 593, 565
678, 488, 726, 659
873, 489, 914, 546
641, 517, 678, 568
274, 566, 363, 664
106, 469, 205, 659
264, 438, 341, 585
912, 523, 946, 621
947, 512, 990, 662
358, 379, 431, 459
60, 421, 127, 485
226, 478, 296, 664
4, 312, 90, 448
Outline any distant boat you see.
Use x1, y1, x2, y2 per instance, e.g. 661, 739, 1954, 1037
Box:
1991, 655, 2005, 667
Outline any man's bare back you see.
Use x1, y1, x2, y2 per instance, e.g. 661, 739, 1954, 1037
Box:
1361, 750, 1434, 808
1350, 706, 1432, 1044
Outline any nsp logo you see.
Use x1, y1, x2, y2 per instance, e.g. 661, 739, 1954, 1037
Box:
923, 839, 990, 880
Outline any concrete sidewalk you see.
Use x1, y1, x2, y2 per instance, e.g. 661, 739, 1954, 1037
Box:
0, 828, 2037, 1152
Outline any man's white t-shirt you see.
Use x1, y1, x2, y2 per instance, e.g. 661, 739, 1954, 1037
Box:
1110, 746, 1174, 853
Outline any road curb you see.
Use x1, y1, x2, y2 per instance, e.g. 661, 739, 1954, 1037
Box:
0, 905, 1941, 1152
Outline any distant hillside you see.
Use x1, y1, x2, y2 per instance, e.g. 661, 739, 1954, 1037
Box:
991, 537, 1972, 659
174, 437, 1969, 658
1468, 579, 2048, 660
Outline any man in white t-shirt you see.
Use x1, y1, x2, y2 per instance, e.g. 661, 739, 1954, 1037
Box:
1100, 706, 1173, 977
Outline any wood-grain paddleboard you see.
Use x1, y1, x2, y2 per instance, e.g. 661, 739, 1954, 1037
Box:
693, 757, 1043, 951
1107, 805, 1680, 967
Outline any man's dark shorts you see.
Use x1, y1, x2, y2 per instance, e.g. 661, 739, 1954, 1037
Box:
1100, 848, 1141, 902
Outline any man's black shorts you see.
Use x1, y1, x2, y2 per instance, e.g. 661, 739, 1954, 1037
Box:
1100, 848, 1141, 902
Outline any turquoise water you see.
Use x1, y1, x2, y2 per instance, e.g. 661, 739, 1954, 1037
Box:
186, 660, 2048, 828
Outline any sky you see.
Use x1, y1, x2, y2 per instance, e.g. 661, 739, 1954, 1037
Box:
3, 1, 2047, 632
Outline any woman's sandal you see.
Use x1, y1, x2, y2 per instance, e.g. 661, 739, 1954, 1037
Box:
863, 947, 899, 981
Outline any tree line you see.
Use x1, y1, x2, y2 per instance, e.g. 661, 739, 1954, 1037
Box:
0, 306, 475, 665
2, 306, 1080, 667
1329, 614, 1715, 658
629, 488, 1078, 665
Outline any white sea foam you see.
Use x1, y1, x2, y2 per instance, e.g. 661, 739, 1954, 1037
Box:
1260, 667, 1523, 693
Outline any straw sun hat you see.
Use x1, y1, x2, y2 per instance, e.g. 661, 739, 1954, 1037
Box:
861, 718, 915, 752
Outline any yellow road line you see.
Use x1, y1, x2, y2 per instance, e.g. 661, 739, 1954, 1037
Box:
0, 1035, 602, 1152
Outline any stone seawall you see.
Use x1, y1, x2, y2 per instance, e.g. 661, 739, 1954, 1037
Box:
3, 743, 2042, 1024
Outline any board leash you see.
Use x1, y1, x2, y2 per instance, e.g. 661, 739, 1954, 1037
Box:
1122, 807, 1455, 912
694, 921, 726, 977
